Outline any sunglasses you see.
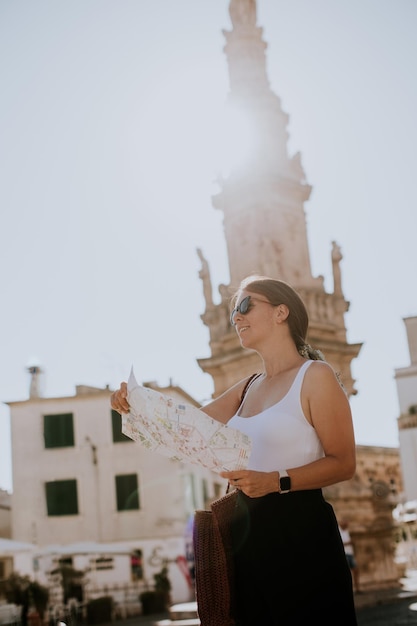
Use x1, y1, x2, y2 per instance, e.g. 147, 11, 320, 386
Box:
230, 295, 272, 326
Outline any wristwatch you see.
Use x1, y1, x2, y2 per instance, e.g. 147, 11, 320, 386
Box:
278, 470, 291, 494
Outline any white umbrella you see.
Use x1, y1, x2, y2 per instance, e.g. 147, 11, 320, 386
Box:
37, 541, 131, 557
0, 538, 37, 555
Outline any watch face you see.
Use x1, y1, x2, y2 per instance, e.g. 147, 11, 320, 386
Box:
280, 476, 291, 492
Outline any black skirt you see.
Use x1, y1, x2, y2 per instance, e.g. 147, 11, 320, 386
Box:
231, 489, 358, 626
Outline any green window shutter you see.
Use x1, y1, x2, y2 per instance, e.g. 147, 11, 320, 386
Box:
115, 474, 140, 511
45, 479, 78, 516
111, 410, 131, 443
44, 413, 74, 448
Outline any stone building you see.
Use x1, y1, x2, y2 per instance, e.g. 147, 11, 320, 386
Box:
325, 445, 402, 590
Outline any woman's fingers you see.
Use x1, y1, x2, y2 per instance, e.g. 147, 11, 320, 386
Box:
111, 382, 130, 413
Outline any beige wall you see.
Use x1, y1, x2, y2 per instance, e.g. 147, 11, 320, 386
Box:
9, 387, 223, 546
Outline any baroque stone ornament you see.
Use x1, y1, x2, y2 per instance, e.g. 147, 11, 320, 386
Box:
229, 0, 257, 28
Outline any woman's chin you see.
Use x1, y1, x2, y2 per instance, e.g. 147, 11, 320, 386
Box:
239, 334, 251, 349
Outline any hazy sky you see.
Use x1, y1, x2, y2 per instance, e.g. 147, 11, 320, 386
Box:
1, 0, 416, 493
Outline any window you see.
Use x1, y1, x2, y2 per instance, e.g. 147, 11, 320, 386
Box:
45, 479, 78, 516
115, 474, 140, 511
44, 413, 74, 448
111, 409, 132, 443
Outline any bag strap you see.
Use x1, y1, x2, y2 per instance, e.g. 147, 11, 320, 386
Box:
240, 372, 260, 403
225, 373, 260, 495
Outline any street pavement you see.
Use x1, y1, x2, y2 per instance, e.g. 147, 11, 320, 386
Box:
102, 570, 417, 626
356, 596, 417, 625
355, 568, 417, 625
107, 599, 417, 626
106, 595, 417, 626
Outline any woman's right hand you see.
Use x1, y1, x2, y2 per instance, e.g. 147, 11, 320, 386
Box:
110, 382, 130, 414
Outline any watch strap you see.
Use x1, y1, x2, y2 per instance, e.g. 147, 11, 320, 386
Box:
278, 469, 291, 494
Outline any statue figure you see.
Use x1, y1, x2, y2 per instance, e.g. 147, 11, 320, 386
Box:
229, 0, 257, 28
217, 283, 233, 335
331, 241, 343, 295
197, 248, 214, 308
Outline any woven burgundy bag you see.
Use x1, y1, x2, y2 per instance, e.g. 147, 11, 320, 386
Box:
192, 375, 258, 625
193, 488, 239, 626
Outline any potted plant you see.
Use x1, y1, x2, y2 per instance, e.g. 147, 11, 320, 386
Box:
140, 566, 171, 615
3, 574, 49, 626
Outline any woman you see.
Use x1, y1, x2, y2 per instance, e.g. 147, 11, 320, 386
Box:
111, 275, 358, 625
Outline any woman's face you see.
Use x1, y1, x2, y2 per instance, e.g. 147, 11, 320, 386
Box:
231, 290, 275, 347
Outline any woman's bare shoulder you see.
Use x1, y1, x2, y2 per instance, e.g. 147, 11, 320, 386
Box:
304, 360, 348, 402
305, 360, 341, 386
307, 359, 334, 373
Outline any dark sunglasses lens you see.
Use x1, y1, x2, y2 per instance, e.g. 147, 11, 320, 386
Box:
240, 296, 250, 314
230, 296, 251, 324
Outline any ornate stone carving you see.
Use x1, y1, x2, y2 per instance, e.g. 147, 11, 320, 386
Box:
197, 247, 214, 309
331, 240, 343, 296
229, 0, 257, 28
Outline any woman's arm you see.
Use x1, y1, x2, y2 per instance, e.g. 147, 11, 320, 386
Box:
298, 360, 356, 487
199, 375, 254, 424
110, 375, 255, 425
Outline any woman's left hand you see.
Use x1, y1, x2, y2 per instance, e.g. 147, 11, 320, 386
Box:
220, 470, 279, 498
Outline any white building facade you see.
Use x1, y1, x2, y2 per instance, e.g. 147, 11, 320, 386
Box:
6, 381, 225, 604
395, 316, 417, 503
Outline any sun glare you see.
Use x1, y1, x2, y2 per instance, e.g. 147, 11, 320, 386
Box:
214, 102, 257, 177
135, 65, 257, 197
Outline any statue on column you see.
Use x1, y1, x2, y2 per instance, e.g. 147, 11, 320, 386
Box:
197, 248, 214, 309
229, 0, 257, 27
218, 283, 233, 336
331, 241, 343, 296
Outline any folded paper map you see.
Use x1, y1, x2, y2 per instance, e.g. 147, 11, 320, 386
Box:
122, 368, 252, 473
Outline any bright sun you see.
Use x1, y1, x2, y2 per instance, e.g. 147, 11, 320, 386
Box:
133, 63, 258, 207
213, 101, 257, 177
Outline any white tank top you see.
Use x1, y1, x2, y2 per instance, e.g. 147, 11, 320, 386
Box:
227, 360, 324, 472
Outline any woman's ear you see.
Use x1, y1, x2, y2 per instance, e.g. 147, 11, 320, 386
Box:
276, 304, 290, 322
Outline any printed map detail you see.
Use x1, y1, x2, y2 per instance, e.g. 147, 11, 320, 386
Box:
122, 368, 252, 473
